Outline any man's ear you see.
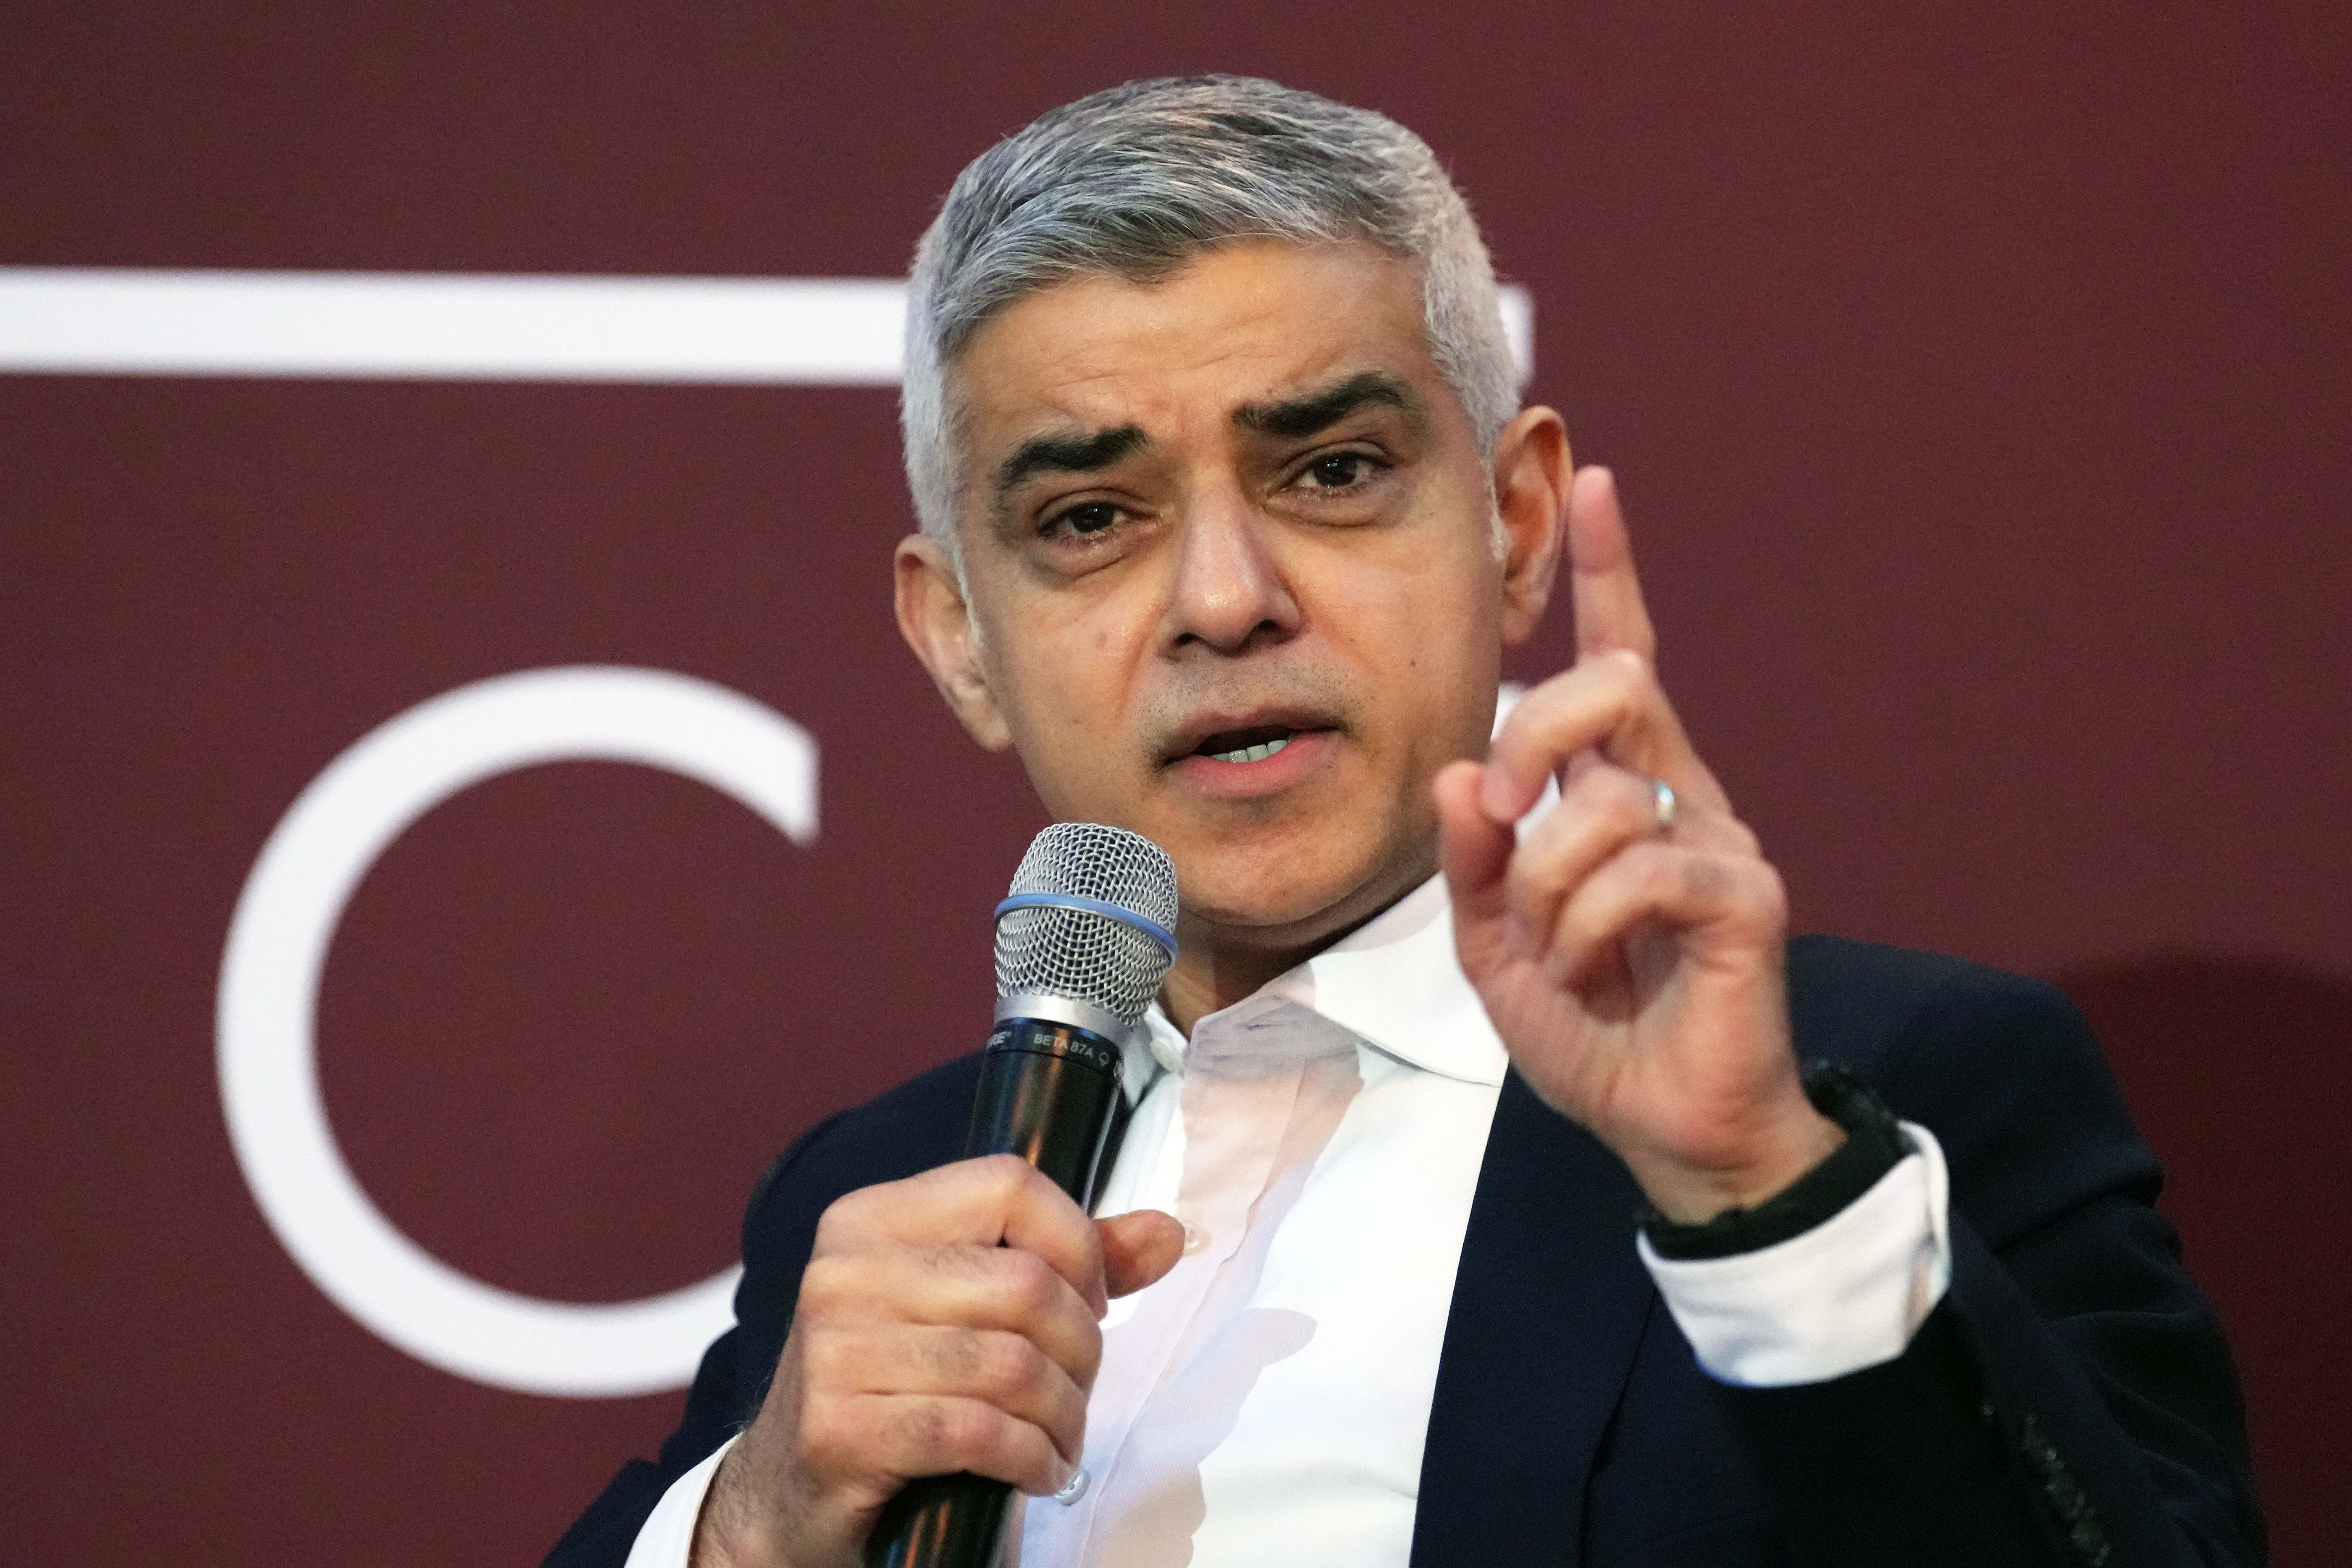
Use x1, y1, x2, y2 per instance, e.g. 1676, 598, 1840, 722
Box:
1489, 406, 1571, 648
894, 533, 1014, 751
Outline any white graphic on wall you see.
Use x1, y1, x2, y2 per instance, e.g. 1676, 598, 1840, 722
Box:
0, 267, 1532, 386
217, 666, 818, 1398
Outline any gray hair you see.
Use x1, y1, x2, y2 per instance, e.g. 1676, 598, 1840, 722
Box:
901, 75, 1520, 563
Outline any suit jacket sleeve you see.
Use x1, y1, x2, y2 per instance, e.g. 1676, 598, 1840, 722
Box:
1709, 941, 2264, 1567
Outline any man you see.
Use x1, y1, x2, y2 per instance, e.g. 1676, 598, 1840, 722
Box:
549, 77, 2259, 1567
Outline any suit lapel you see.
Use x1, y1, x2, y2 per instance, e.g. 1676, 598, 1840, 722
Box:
1410, 1071, 1657, 1568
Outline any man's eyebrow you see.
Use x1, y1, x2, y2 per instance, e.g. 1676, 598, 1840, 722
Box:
1233, 371, 1419, 439
993, 424, 1149, 495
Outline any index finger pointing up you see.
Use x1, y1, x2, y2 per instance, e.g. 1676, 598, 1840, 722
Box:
1569, 467, 1658, 664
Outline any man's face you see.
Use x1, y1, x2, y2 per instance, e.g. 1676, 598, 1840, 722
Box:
914, 240, 1543, 954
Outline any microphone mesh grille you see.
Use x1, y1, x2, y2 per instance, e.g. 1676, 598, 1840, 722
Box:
994, 823, 1179, 1023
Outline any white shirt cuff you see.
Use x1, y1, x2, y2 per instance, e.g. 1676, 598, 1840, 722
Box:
623, 1435, 736, 1568
1638, 1121, 1952, 1387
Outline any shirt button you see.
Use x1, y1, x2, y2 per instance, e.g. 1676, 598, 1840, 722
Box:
1055, 1465, 1091, 1505
1181, 1224, 1210, 1256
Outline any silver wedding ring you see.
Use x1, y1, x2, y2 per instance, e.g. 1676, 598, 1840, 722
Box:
1648, 776, 1679, 835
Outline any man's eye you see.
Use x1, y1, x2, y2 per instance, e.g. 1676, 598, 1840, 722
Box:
1050, 502, 1120, 537
1303, 452, 1374, 489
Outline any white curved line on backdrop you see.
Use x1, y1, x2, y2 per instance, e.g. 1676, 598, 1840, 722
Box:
217, 666, 817, 1397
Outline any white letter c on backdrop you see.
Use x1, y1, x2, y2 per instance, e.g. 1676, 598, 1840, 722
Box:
217, 666, 816, 1398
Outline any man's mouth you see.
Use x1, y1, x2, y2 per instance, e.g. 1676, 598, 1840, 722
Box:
1194, 725, 1299, 765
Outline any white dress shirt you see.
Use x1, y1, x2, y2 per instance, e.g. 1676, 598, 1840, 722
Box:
627, 874, 1951, 1568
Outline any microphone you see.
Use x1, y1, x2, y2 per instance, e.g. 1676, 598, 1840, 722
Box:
865, 823, 1180, 1568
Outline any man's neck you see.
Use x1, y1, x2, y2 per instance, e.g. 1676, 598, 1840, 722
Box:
1157, 855, 1437, 1033
1159, 946, 1305, 1034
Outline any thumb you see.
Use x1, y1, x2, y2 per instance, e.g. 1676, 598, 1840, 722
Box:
1097, 1210, 1185, 1299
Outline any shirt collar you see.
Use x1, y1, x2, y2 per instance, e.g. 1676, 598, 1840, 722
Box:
1138, 873, 1508, 1089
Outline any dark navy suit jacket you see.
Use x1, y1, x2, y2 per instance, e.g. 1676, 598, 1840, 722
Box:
547, 937, 2263, 1567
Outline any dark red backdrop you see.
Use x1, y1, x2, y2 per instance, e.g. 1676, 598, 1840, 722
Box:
6, 4, 2345, 1563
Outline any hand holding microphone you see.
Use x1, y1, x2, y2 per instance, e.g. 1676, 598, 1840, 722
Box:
694, 827, 1185, 1568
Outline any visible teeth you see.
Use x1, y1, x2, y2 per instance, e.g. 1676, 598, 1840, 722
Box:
1209, 735, 1291, 764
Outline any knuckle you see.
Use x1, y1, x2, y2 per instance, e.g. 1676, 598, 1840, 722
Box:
1617, 842, 1675, 900
1068, 1321, 1104, 1386
797, 1256, 856, 1315
812, 1191, 866, 1249
1605, 647, 1653, 696
924, 1326, 978, 1380
800, 1328, 849, 1384
930, 1326, 998, 1385
888, 1397, 949, 1460
999, 1248, 1061, 1315
1560, 761, 1620, 816
934, 1398, 1005, 1461
1679, 850, 1731, 903
978, 1332, 1049, 1399
816, 1173, 920, 1247
1586, 845, 1667, 922
916, 1242, 980, 1299
1606, 769, 1660, 833
971, 1152, 1037, 1197
1556, 764, 1656, 848
798, 1395, 858, 1464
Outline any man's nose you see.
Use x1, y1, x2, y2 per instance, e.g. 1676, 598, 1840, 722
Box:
1166, 488, 1300, 655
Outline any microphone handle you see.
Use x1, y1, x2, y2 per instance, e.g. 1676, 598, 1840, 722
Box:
863, 1015, 1127, 1568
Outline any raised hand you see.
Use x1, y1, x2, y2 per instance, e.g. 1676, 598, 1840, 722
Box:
1435, 467, 1841, 1222
694, 1157, 1184, 1568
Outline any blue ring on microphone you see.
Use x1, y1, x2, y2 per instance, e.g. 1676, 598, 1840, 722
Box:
994, 893, 1178, 958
